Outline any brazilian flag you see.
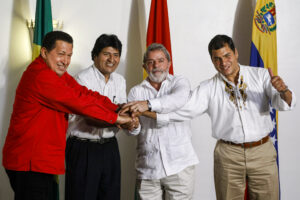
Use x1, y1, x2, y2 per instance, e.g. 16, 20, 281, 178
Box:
32, 0, 53, 60
33, 2, 59, 199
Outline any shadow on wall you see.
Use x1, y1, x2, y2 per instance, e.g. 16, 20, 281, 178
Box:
232, 0, 256, 65
0, 0, 32, 199
116, 0, 148, 199
125, 0, 146, 91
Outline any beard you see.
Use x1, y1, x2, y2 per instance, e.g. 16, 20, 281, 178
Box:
147, 68, 169, 83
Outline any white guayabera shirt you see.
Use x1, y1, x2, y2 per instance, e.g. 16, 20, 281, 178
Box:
157, 65, 296, 143
128, 74, 199, 180
67, 65, 127, 139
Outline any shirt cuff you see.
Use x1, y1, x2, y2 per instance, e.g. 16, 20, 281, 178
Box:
156, 113, 170, 128
149, 99, 162, 113
128, 124, 141, 136
279, 89, 296, 110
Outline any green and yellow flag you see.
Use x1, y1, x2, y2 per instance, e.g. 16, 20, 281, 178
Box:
32, 0, 53, 60
33, 2, 58, 199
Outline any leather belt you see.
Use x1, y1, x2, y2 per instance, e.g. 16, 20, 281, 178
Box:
220, 135, 269, 148
69, 135, 115, 144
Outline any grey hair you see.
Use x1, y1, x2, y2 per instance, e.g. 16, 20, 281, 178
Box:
143, 43, 171, 64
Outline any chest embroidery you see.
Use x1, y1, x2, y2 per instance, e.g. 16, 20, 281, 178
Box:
224, 75, 248, 109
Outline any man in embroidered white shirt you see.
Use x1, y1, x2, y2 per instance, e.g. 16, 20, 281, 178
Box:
155, 35, 296, 200
65, 34, 135, 200
122, 43, 199, 200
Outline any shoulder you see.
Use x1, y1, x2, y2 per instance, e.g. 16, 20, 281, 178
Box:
171, 74, 189, 83
241, 65, 268, 79
75, 65, 94, 80
112, 72, 126, 83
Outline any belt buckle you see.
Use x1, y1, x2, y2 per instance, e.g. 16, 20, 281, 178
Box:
99, 138, 106, 144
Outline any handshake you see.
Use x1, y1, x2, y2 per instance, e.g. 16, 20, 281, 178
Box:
115, 101, 151, 131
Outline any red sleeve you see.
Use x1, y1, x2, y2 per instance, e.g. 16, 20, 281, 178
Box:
63, 73, 118, 111
33, 70, 118, 124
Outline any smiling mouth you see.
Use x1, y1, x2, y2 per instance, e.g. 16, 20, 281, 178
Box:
106, 63, 115, 67
58, 65, 66, 71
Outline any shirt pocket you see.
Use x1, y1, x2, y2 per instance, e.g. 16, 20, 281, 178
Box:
136, 143, 158, 169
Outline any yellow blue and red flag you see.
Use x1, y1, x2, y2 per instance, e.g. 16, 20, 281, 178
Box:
249, 0, 279, 198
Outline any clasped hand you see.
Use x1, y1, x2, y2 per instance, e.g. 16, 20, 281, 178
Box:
115, 103, 142, 131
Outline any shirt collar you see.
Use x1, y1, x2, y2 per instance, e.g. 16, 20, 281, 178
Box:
92, 64, 115, 82
218, 64, 243, 87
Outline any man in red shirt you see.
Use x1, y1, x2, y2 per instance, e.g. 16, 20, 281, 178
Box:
2, 31, 132, 200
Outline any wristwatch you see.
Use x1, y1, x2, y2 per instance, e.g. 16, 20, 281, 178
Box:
147, 100, 152, 111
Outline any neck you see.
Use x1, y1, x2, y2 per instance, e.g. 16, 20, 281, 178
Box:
104, 74, 110, 83
227, 65, 240, 85
148, 78, 162, 91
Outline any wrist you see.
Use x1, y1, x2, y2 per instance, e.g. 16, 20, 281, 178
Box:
147, 100, 152, 111
279, 86, 289, 95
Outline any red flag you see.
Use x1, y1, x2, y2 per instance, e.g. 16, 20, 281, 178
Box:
146, 0, 173, 76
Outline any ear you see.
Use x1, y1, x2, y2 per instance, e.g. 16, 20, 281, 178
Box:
40, 47, 47, 59
143, 64, 147, 70
168, 61, 172, 68
234, 48, 239, 59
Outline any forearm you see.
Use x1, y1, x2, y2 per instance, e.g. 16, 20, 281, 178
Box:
280, 89, 292, 106
141, 111, 157, 119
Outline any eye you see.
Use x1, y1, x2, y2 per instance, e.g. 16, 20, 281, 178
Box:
158, 58, 165, 63
146, 60, 154, 66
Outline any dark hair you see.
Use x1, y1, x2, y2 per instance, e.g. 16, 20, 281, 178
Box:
91, 34, 122, 60
208, 35, 235, 58
143, 43, 171, 64
42, 31, 73, 51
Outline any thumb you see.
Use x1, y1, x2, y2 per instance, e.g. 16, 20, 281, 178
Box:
268, 68, 274, 78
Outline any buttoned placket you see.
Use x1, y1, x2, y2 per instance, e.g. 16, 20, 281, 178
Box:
233, 76, 250, 143
150, 79, 169, 177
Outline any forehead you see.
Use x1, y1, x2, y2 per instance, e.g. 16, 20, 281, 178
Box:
211, 44, 234, 57
52, 40, 73, 51
100, 46, 120, 54
147, 50, 166, 59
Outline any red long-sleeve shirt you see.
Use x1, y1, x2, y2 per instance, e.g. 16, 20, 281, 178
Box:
2, 56, 118, 174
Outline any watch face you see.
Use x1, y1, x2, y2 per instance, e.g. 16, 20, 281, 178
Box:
147, 100, 152, 111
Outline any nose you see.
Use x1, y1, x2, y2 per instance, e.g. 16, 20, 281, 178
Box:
108, 54, 114, 62
153, 60, 160, 68
219, 58, 225, 66
62, 55, 70, 66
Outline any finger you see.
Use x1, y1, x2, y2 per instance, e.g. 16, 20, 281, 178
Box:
268, 68, 274, 78
116, 124, 122, 129
119, 106, 130, 114
124, 101, 138, 107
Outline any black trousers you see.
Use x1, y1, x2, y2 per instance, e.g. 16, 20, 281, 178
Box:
5, 170, 55, 200
65, 137, 121, 200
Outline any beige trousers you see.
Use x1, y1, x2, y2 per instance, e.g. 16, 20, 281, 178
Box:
136, 165, 195, 200
214, 139, 279, 200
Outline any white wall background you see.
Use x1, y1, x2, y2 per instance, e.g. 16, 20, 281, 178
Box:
0, 0, 299, 199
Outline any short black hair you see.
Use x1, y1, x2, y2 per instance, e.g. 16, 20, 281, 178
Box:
42, 31, 73, 51
208, 35, 235, 58
91, 34, 122, 60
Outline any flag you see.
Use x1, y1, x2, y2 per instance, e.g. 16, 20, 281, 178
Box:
249, 0, 279, 199
32, 1, 58, 199
144, 0, 173, 79
32, 0, 53, 60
